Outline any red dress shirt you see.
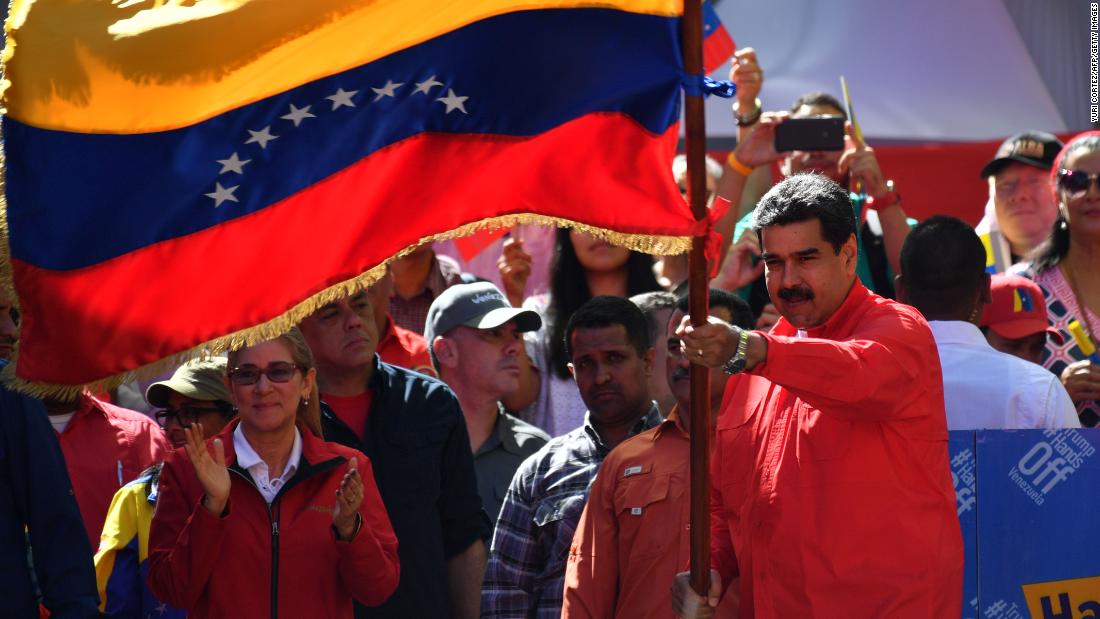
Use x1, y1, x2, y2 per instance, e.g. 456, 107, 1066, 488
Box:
711, 281, 963, 618
56, 392, 169, 549
376, 315, 436, 378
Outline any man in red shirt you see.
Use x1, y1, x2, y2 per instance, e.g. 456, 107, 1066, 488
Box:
673, 174, 962, 618
367, 267, 437, 377
46, 391, 170, 549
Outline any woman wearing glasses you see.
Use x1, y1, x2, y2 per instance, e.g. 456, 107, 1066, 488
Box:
1021, 131, 1100, 427
148, 328, 399, 618
96, 357, 235, 618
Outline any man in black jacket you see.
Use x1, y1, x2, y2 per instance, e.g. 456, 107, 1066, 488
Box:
0, 361, 101, 618
300, 289, 489, 619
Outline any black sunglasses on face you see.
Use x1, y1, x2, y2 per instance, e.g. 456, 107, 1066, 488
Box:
1057, 169, 1100, 197
229, 361, 300, 385
155, 404, 227, 428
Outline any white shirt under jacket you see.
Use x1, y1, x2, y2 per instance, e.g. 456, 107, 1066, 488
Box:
928, 320, 1081, 430
233, 424, 303, 504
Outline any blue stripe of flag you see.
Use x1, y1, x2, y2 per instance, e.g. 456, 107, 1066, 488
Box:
5, 9, 683, 270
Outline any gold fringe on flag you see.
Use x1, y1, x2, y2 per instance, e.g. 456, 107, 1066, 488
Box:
0, 179, 691, 400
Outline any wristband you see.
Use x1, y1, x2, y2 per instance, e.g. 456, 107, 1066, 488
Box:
867, 180, 900, 210
733, 97, 762, 127
726, 151, 753, 177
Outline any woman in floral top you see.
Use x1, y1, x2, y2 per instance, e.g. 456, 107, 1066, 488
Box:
1017, 131, 1100, 427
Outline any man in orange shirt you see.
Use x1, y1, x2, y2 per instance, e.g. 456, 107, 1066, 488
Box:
672, 173, 962, 618
562, 289, 751, 619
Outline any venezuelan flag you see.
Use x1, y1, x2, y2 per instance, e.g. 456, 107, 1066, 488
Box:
1, 0, 702, 392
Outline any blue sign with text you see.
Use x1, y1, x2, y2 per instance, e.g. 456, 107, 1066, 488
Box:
948, 429, 1100, 619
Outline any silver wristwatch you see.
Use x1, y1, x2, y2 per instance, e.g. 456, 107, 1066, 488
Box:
722, 328, 751, 375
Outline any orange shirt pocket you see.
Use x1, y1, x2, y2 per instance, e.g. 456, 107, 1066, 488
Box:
613, 471, 673, 561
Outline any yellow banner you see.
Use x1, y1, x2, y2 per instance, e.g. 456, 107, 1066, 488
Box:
1022, 575, 1100, 619
2, 0, 681, 133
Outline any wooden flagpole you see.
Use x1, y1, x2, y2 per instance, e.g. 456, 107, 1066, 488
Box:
680, 0, 713, 598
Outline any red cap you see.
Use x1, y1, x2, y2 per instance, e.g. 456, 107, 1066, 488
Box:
980, 275, 1063, 344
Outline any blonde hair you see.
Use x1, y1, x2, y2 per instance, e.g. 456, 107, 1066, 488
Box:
227, 327, 322, 437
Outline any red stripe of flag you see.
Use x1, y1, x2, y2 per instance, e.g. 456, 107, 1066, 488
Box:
703, 2, 735, 74
12, 113, 689, 385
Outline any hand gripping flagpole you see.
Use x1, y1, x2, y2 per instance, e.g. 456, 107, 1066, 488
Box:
681, 0, 712, 598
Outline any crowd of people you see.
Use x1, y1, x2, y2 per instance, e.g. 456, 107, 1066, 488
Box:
1, 46, 1097, 619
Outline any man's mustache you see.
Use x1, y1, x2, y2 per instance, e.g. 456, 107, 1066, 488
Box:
778, 286, 814, 303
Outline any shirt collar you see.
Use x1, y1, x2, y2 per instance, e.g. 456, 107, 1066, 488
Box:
474, 404, 528, 457
494, 403, 523, 455
474, 404, 506, 457
75, 390, 107, 420
583, 402, 663, 451
378, 314, 398, 348
657, 405, 689, 439
233, 423, 303, 480
801, 278, 867, 339
927, 320, 987, 345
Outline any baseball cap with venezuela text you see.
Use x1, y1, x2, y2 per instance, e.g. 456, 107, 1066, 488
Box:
980, 131, 1063, 178
980, 275, 1063, 344
424, 282, 542, 344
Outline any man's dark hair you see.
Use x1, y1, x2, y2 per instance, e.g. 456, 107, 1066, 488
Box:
676, 289, 754, 330
752, 174, 857, 254
790, 92, 847, 119
899, 216, 987, 318
564, 295, 650, 359
630, 291, 678, 351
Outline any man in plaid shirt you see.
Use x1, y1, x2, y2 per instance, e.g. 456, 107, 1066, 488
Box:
481, 296, 662, 618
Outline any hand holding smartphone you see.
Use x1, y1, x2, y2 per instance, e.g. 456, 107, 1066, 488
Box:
773, 116, 845, 152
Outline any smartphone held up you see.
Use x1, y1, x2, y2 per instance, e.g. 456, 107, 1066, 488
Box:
773, 116, 845, 152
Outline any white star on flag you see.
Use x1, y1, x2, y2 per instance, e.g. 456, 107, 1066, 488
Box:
326, 88, 358, 110
281, 103, 316, 127
413, 75, 443, 95
436, 89, 469, 114
205, 182, 239, 207
245, 126, 278, 149
216, 152, 250, 175
372, 80, 404, 101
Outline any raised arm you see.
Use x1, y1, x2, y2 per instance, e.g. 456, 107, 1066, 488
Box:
146, 428, 230, 609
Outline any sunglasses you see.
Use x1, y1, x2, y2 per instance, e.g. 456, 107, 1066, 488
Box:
229, 361, 301, 385
1057, 169, 1100, 197
155, 404, 228, 428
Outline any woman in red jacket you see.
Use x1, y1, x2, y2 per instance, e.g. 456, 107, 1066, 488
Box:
147, 327, 399, 618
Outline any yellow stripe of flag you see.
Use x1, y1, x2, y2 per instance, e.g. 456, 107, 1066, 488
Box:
2, 0, 682, 133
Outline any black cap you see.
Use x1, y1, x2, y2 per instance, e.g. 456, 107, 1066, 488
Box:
980, 131, 1063, 178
